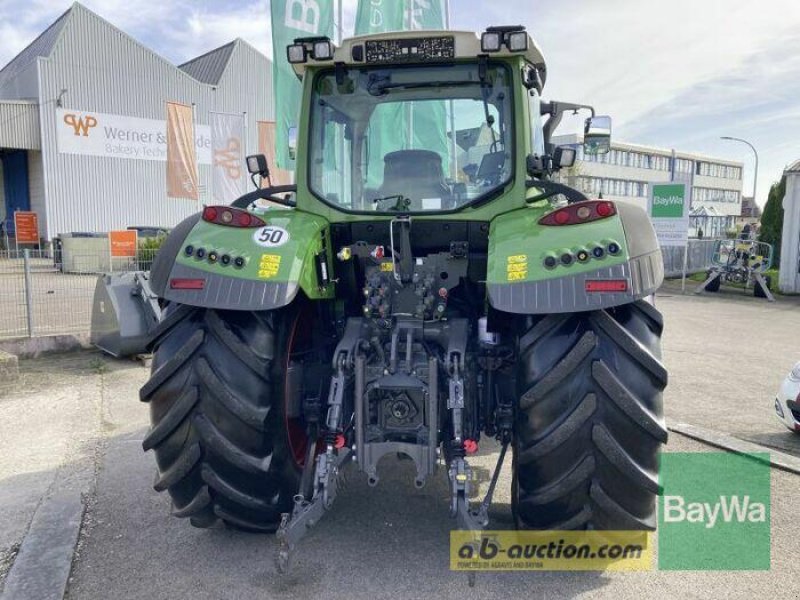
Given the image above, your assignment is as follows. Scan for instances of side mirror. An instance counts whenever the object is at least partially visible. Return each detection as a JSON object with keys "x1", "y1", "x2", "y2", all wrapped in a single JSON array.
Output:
[
  {"x1": 553, "y1": 146, "x2": 576, "y2": 168},
  {"x1": 246, "y1": 154, "x2": 269, "y2": 178},
  {"x1": 584, "y1": 115, "x2": 612, "y2": 155},
  {"x1": 288, "y1": 126, "x2": 298, "y2": 161}
]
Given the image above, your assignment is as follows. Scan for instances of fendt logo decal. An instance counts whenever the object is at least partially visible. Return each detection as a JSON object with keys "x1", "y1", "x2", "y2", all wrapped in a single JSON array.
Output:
[{"x1": 63, "y1": 113, "x2": 98, "y2": 137}]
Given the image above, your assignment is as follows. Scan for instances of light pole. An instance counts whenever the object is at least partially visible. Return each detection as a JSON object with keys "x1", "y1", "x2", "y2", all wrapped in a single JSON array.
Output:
[{"x1": 720, "y1": 136, "x2": 758, "y2": 205}]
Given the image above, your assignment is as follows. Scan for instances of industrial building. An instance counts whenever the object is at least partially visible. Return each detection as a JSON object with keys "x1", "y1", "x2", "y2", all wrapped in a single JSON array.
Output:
[
  {"x1": 554, "y1": 134, "x2": 744, "y2": 238},
  {"x1": 0, "y1": 2, "x2": 275, "y2": 242}
]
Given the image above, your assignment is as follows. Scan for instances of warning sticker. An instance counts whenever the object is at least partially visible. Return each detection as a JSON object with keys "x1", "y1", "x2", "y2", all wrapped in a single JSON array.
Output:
[
  {"x1": 258, "y1": 254, "x2": 282, "y2": 279},
  {"x1": 507, "y1": 255, "x2": 528, "y2": 281}
]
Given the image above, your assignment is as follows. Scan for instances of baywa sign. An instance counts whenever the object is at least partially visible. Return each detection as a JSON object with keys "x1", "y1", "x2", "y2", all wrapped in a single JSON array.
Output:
[
  {"x1": 663, "y1": 495, "x2": 767, "y2": 529},
  {"x1": 56, "y1": 108, "x2": 212, "y2": 164},
  {"x1": 659, "y1": 452, "x2": 770, "y2": 570}
]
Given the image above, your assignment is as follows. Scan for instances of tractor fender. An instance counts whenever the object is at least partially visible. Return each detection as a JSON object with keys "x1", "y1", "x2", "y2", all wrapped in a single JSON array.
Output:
[
  {"x1": 150, "y1": 213, "x2": 202, "y2": 296},
  {"x1": 486, "y1": 201, "x2": 664, "y2": 314},
  {"x1": 155, "y1": 208, "x2": 333, "y2": 311}
]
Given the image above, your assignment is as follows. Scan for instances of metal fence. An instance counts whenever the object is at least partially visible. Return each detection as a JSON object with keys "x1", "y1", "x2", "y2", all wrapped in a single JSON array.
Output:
[
  {"x1": 0, "y1": 248, "x2": 157, "y2": 340},
  {"x1": 661, "y1": 239, "x2": 720, "y2": 278},
  {"x1": 0, "y1": 240, "x2": 721, "y2": 341}
]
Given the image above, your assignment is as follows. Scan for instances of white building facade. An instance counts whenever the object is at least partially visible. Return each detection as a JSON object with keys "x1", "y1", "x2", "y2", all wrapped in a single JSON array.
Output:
[
  {"x1": 780, "y1": 160, "x2": 800, "y2": 294},
  {"x1": 0, "y1": 3, "x2": 275, "y2": 241},
  {"x1": 553, "y1": 134, "x2": 744, "y2": 238}
]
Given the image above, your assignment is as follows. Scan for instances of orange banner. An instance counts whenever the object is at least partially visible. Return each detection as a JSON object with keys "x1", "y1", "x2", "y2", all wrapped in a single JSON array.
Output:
[
  {"x1": 166, "y1": 101, "x2": 199, "y2": 200},
  {"x1": 257, "y1": 121, "x2": 292, "y2": 187},
  {"x1": 109, "y1": 230, "x2": 138, "y2": 258},
  {"x1": 14, "y1": 211, "x2": 39, "y2": 245}
]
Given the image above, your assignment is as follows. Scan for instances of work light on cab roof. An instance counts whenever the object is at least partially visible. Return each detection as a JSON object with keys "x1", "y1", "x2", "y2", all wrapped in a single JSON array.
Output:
[{"x1": 286, "y1": 25, "x2": 547, "y2": 91}]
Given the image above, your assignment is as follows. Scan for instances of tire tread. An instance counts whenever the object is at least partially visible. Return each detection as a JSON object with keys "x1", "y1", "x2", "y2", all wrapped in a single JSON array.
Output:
[
  {"x1": 514, "y1": 300, "x2": 666, "y2": 532},
  {"x1": 143, "y1": 307, "x2": 299, "y2": 531}
]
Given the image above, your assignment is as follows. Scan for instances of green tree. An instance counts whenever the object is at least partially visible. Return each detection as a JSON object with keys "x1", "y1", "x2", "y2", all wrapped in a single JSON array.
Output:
[{"x1": 759, "y1": 176, "x2": 785, "y2": 266}]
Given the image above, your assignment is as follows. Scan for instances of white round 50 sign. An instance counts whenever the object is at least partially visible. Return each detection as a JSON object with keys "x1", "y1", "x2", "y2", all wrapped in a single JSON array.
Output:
[{"x1": 253, "y1": 226, "x2": 290, "y2": 248}]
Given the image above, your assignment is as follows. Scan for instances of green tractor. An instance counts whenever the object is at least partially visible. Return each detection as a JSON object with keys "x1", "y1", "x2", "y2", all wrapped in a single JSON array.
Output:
[{"x1": 92, "y1": 26, "x2": 667, "y2": 569}]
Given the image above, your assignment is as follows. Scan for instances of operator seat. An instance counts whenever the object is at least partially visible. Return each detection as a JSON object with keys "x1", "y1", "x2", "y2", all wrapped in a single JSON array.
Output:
[{"x1": 377, "y1": 150, "x2": 450, "y2": 210}]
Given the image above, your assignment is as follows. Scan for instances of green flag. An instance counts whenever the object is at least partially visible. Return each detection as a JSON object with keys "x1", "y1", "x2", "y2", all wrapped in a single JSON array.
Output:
[
  {"x1": 355, "y1": 1, "x2": 407, "y2": 189},
  {"x1": 355, "y1": 0, "x2": 405, "y2": 34},
  {"x1": 408, "y1": 1, "x2": 450, "y2": 178},
  {"x1": 270, "y1": 0, "x2": 335, "y2": 171},
  {"x1": 355, "y1": 1, "x2": 450, "y2": 188},
  {"x1": 406, "y1": 0, "x2": 446, "y2": 31}
]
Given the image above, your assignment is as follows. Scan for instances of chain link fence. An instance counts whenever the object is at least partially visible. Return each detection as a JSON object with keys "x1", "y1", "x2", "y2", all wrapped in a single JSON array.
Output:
[{"x1": 0, "y1": 248, "x2": 158, "y2": 340}]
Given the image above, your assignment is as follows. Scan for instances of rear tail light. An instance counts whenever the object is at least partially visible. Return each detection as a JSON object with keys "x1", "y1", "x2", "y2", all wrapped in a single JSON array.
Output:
[
  {"x1": 170, "y1": 278, "x2": 206, "y2": 290},
  {"x1": 585, "y1": 280, "x2": 628, "y2": 293},
  {"x1": 539, "y1": 201, "x2": 617, "y2": 226},
  {"x1": 202, "y1": 206, "x2": 265, "y2": 228}
]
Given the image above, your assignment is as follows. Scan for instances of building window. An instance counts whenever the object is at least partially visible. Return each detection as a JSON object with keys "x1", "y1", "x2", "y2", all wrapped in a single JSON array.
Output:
[
  {"x1": 675, "y1": 158, "x2": 693, "y2": 173},
  {"x1": 693, "y1": 187, "x2": 740, "y2": 203},
  {"x1": 696, "y1": 162, "x2": 742, "y2": 180}
]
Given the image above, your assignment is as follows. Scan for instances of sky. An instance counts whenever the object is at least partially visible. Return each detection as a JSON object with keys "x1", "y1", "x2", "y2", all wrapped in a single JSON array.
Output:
[{"x1": 1, "y1": 0, "x2": 799, "y2": 205}]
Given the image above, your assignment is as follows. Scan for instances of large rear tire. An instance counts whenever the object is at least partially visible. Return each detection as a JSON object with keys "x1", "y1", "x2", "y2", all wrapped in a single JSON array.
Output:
[
  {"x1": 513, "y1": 300, "x2": 668, "y2": 530},
  {"x1": 140, "y1": 304, "x2": 304, "y2": 532}
]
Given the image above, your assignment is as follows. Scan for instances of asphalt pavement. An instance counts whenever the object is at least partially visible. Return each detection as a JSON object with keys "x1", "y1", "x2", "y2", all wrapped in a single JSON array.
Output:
[
  {"x1": 657, "y1": 279, "x2": 800, "y2": 455},
  {"x1": 1, "y1": 282, "x2": 799, "y2": 599}
]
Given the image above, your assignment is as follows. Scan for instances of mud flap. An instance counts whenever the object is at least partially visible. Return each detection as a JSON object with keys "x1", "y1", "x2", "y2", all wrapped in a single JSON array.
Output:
[{"x1": 91, "y1": 272, "x2": 163, "y2": 357}]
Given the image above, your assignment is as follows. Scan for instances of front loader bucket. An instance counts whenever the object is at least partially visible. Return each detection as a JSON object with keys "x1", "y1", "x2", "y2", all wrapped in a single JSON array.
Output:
[{"x1": 91, "y1": 272, "x2": 163, "y2": 357}]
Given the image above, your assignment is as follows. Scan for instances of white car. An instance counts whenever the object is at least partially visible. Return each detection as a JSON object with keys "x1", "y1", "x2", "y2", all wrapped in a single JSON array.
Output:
[{"x1": 775, "y1": 362, "x2": 800, "y2": 432}]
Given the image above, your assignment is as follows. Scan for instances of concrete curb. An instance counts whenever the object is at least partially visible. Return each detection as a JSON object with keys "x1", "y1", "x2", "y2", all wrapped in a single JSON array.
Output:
[
  {"x1": 0, "y1": 491, "x2": 84, "y2": 600},
  {"x1": 669, "y1": 422, "x2": 800, "y2": 475},
  {"x1": 0, "y1": 335, "x2": 91, "y2": 359}
]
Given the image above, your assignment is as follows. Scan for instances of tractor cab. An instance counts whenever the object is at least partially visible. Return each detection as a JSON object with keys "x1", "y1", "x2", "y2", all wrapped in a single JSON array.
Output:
[{"x1": 283, "y1": 27, "x2": 609, "y2": 219}]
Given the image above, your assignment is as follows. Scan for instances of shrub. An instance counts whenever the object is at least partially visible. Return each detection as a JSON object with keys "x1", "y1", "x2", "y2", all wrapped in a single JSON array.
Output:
[
  {"x1": 138, "y1": 234, "x2": 167, "y2": 270},
  {"x1": 759, "y1": 176, "x2": 785, "y2": 266}
]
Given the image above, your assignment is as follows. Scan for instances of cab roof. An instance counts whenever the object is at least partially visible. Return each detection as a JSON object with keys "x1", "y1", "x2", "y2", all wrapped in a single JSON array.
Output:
[{"x1": 290, "y1": 29, "x2": 547, "y2": 88}]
